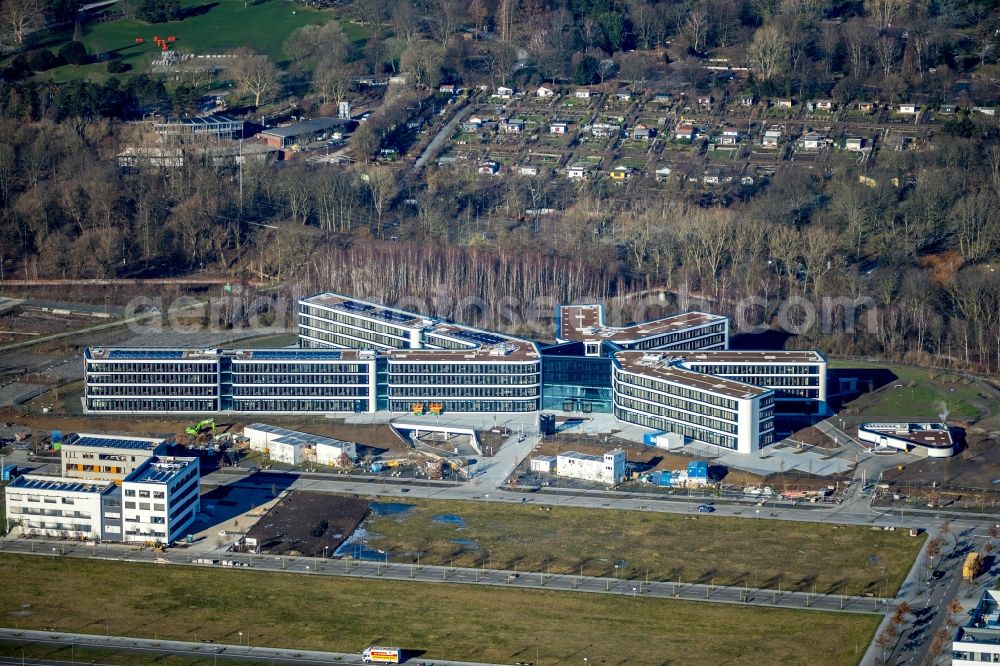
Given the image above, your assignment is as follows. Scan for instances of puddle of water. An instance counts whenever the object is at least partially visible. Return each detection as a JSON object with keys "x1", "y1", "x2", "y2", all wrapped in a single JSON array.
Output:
[
  {"x1": 334, "y1": 527, "x2": 390, "y2": 561},
  {"x1": 370, "y1": 502, "x2": 414, "y2": 517},
  {"x1": 450, "y1": 538, "x2": 480, "y2": 549},
  {"x1": 433, "y1": 514, "x2": 465, "y2": 526}
]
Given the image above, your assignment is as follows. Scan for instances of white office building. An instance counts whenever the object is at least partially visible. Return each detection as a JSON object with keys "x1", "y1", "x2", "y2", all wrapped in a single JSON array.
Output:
[
  {"x1": 4, "y1": 475, "x2": 119, "y2": 540},
  {"x1": 613, "y1": 352, "x2": 775, "y2": 454},
  {"x1": 670, "y1": 350, "x2": 828, "y2": 415},
  {"x1": 60, "y1": 433, "x2": 166, "y2": 482},
  {"x1": 858, "y1": 422, "x2": 955, "y2": 458},
  {"x1": 953, "y1": 589, "x2": 1000, "y2": 665},
  {"x1": 556, "y1": 449, "x2": 626, "y2": 484},
  {"x1": 122, "y1": 456, "x2": 200, "y2": 544}
]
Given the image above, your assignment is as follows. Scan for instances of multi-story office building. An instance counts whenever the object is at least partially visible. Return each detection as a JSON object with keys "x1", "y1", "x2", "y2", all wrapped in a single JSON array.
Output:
[
  {"x1": 613, "y1": 352, "x2": 775, "y2": 454},
  {"x1": 83, "y1": 293, "x2": 824, "y2": 455},
  {"x1": 385, "y1": 343, "x2": 541, "y2": 413},
  {"x1": 60, "y1": 433, "x2": 166, "y2": 483},
  {"x1": 668, "y1": 350, "x2": 828, "y2": 415},
  {"x1": 4, "y1": 475, "x2": 119, "y2": 540},
  {"x1": 543, "y1": 305, "x2": 730, "y2": 413},
  {"x1": 85, "y1": 348, "x2": 221, "y2": 413},
  {"x1": 299, "y1": 294, "x2": 431, "y2": 350},
  {"x1": 556, "y1": 304, "x2": 728, "y2": 353},
  {"x1": 86, "y1": 348, "x2": 378, "y2": 414},
  {"x1": 228, "y1": 349, "x2": 377, "y2": 413},
  {"x1": 121, "y1": 456, "x2": 200, "y2": 544}
]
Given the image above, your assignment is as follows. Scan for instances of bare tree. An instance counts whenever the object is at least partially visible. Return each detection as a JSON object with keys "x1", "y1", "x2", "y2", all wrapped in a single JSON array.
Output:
[
  {"x1": 229, "y1": 48, "x2": 280, "y2": 107},
  {"x1": 865, "y1": 0, "x2": 904, "y2": 32},
  {"x1": 747, "y1": 23, "x2": 789, "y2": 80},
  {"x1": 682, "y1": 9, "x2": 709, "y2": 52},
  {"x1": 314, "y1": 60, "x2": 360, "y2": 106},
  {"x1": 365, "y1": 165, "x2": 397, "y2": 237},
  {"x1": 0, "y1": 0, "x2": 42, "y2": 45},
  {"x1": 400, "y1": 40, "x2": 445, "y2": 88},
  {"x1": 843, "y1": 17, "x2": 872, "y2": 77},
  {"x1": 873, "y1": 34, "x2": 899, "y2": 76}
]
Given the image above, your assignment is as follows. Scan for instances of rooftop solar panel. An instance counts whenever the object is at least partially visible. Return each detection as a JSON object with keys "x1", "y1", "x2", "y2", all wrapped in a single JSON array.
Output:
[
  {"x1": 446, "y1": 329, "x2": 506, "y2": 345},
  {"x1": 107, "y1": 350, "x2": 185, "y2": 360},
  {"x1": 67, "y1": 436, "x2": 161, "y2": 450},
  {"x1": 335, "y1": 300, "x2": 417, "y2": 325}
]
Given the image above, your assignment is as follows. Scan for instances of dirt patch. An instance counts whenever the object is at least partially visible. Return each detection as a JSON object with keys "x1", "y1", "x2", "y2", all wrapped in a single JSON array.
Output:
[
  {"x1": 246, "y1": 491, "x2": 369, "y2": 558},
  {"x1": 786, "y1": 426, "x2": 839, "y2": 449}
]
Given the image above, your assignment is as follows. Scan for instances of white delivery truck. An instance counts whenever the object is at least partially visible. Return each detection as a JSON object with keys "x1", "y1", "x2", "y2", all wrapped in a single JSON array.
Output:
[{"x1": 362, "y1": 646, "x2": 402, "y2": 664}]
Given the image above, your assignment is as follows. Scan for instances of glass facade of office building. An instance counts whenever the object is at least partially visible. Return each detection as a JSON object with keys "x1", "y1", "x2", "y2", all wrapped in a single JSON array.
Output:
[{"x1": 539, "y1": 342, "x2": 613, "y2": 413}]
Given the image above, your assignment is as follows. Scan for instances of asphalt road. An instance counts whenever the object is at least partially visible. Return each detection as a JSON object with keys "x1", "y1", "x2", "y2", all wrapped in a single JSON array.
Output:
[{"x1": 0, "y1": 629, "x2": 505, "y2": 666}]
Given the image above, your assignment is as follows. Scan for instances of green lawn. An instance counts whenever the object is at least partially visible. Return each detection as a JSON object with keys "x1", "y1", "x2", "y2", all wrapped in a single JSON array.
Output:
[
  {"x1": 31, "y1": 0, "x2": 341, "y2": 82},
  {"x1": 830, "y1": 360, "x2": 989, "y2": 421},
  {"x1": 361, "y1": 498, "x2": 920, "y2": 596},
  {"x1": 0, "y1": 555, "x2": 879, "y2": 665}
]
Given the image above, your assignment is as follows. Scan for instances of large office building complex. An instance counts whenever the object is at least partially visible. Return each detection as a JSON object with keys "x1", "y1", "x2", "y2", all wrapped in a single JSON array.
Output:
[{"x1": 83, "y1": 292, "x2": 826, "y2": 455}]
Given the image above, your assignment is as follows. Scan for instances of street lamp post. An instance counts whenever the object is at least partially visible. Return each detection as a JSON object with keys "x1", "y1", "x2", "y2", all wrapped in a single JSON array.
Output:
[{"x1": 239, "y1": 631, "x2": 243, "y2": 648}]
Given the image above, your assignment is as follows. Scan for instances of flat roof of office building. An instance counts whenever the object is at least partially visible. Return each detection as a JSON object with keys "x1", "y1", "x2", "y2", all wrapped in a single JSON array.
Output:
[
  {"x1": 10, "y1": 474, "x2": 115, "y2": 494},
  {"x1": 231, "y1": 349, "x2": 375, "y2": 361},
  {"x1": 674, "y1": 350, "x2": 826, "y2": 363},
  {"x1": 125, "y1": 457, "x2": 198, "y2": 484},
  {"x1": 387, "y1": 342, "x2": 540, "y2": 363},
  {"x1": 63, "y1": 433, "x2": 164, "y2": 450},
  {"x1": 559, "y1": 304, "x2": 725, "y2": 343},
  {"x1": 86, "y1": 348, "x2": 219, "y2": 361},
  {"x1": 244, "y1": 424, "x2": 354, "y2": 449},
  {"x1": 615, "y1": 352, "x2": 771, "y2": 400},
  {"x1": 302, "y1": 293, "x2": 427, "y2": 328}
]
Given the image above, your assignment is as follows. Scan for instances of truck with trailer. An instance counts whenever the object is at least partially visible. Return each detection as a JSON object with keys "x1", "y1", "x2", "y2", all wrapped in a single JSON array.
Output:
[
  {"x1": 964, "y1": 552, "x2": 982, "y2": 582},
  {"x1": 362, "y1": 646, "x2": 401, "y2": 664}
]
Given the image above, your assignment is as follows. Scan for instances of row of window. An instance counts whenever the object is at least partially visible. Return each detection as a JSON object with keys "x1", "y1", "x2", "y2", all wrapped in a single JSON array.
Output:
[
  {"x1": 300, "y1": 326, "x2": 400, "y2": 350},
  {"x1": 230, "y1": 398, "x2": 368, "y2": 412},
  {"x1": 628, "y1": 324, "x2": 727, "y2": 350},
  {"x1": 388, "y1": 399, "x2": 539, "y2": 412},
  {"x1": 87, "y1": 373, "x2": 218, "y2": 385},
  {"x1": 232, "y1": 363, "x2": 371, "y2": 374},
  {"x1": 613, "y1": 381, "x2": 738, "y2": 423},
  {"x1": 613, "y1": 370, "x2": 739, "y2": 410},
  {"x1": 388, "y1": 386, "x2": 539, "y2": 398},
  {"x1": 123, "y1": 489, "x2": 165, "y2": 499},
  {"x1": 232, "y1": 374, "x2": 369, "y2": 386},
  {"x1": 87, "y1": 362, "x2": 217, "y2": 373},
  {"x1": 232, "y1": 386, "x2": 370, "y2": 397},
  {"x1": 300, "y1": 319, "x2": 407, "y2": 348},
  {"x1": 123, "y1": 501, "x2": 166, "y2": 512},
  {"x1": 87, "y1": 398, "x2": 218, "y2": 412},
  {"x1": 88, "y1": 385, "x2": 217, "y2": 397},
  {"x1": 424, "y1": 334, "x2": 479, "y2": 350},
  {"x1": 389, "y1": 363, "x2": 539, "y2": 375},
  {"x1": 8, "y1": 507, "x2": 93, "y2": 519},
  {"x1": 685, "y1": 364, "x2": 823, "y2": 376},
  {"x1": 614, "y1": 395, "x2": 738, "y2": 434},
  {"x1": 613, "y1": 406, "x2": 738, "y2": 450},
  {"x1": 387, "y1": 374, "x2": 539, "y2": 386}
]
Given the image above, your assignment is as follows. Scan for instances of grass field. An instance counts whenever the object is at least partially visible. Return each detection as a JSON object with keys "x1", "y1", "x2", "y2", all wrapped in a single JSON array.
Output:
[
  {"x1": 830, "y1": 359, "x2": 990, "y2": 421},
  {"x1": 0, "y1": 554, "x2": 880, "y2": 665},
  {"x1": 361, "y1": 498, "x2": 920, "y2": 596},
  {"x1": 29, "y1": 0, "x2": 353, "y2": 82}
]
